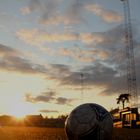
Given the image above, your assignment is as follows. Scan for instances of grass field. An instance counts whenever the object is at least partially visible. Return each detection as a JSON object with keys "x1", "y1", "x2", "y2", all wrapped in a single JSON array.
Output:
[{"x1": 0, "y1": 126, "x2": 140, "y2": 140}]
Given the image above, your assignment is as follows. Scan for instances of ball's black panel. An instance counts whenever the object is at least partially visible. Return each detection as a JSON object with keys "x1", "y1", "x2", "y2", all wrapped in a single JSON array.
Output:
[
  {"x1": 65, "y1": 103, "x2": 113, "y2": 140},
  {"x1": 89, "y1": 103, "x2": 109, "y2": 121}
]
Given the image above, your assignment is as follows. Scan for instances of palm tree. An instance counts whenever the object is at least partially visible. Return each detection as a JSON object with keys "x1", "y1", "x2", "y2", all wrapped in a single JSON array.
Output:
[{"x1": 116, "y1": 94, "x2": 131, "y2": 109}]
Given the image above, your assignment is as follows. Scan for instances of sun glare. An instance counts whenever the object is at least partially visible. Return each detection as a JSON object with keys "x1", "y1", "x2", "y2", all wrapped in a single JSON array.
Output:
[
  {"x1": 8, "y1": 102, "x2": 35, "y2": 119},
  {"x1": 12, "y1": 112, "x2": 26, "y2": 119}
]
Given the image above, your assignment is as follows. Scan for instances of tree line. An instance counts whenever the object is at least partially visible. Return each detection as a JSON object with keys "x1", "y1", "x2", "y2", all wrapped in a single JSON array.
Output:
[{"x1": 0, "y1": 114, "x2": 67, "y2": 128}]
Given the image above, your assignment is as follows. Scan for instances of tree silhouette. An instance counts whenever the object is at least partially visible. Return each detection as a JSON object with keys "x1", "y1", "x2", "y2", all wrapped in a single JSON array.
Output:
[{"x1": 116, "y1": 94, "x2": 131, "y2": 109}]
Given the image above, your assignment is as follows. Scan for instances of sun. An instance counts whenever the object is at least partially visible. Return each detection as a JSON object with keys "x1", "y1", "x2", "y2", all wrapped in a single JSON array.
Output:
[
  {"x1": 9, "y1": 107, "x2": 28, "y2": 119},
  {"x1": 8, "y1": 102, "x2": 35, "y2": 119},
  {"x1": 12, "y1": 111, "x2": 26, "y2": 119}
]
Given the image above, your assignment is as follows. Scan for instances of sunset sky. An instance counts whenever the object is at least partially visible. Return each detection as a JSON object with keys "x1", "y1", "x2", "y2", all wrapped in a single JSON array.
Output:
[{"x1": 0, "y1": 0, "x2": 140, "y2": 118}]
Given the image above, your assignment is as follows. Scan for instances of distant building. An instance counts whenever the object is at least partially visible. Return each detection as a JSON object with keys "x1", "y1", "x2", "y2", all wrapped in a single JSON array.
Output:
[
  {"x1": 25, "y1": 114, "x2": 44, "y2": 126},
  {"x1": 112, "y1": 107, "x2": 140, "y2": 128},
  {"x1": 110, "y1": 108, "x2": 120, "y2": 122}
]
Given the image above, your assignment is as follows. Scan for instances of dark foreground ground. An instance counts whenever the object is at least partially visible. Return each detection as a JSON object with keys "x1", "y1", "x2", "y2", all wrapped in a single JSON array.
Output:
[
  {"x1": 112, "y1": 128, "x2": 140, "y2": 140},
  {"x1": 0, "y1": 126, "x2": 140, "y2": 140}
]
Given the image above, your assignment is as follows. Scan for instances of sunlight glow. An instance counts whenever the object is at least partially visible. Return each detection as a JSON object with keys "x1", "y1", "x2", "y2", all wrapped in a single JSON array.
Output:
[{"x1": 8, "y1": 103, "x2": 36, "y2": 118}]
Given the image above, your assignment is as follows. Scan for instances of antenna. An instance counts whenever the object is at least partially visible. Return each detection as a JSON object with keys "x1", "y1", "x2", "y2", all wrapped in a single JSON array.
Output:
[
  {"x1": 80, "y1": 73, "x2": 84, "y2": 103},
  {"x1": 120, "y1": 0, "x2": 138, "y2": 107}
]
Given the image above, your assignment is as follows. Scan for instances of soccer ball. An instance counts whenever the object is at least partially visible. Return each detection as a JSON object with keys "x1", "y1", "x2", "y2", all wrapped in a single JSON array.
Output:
[{"x1": 65, "y1": 103, "x2": 113, "y2": 140}]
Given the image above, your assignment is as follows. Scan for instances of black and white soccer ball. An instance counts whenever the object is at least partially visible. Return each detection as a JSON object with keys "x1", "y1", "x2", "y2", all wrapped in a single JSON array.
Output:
[{"x1": 65, "y1": 103, "x2": 113, "y2": 140}]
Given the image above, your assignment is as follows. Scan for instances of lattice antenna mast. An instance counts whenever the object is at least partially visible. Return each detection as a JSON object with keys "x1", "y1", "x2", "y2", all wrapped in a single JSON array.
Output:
[
  {"x1": 121, "y1": 0, "x2": 138, "y2": 107},
  {"x1": 80, "y1": 73, "x2": 84, "y2": 103}
]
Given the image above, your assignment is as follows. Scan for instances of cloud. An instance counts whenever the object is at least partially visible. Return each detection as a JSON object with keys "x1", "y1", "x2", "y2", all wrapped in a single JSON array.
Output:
[
  {"x1": 16, "y1": 29, "x2": 78, "y2": 46},
  {"x1": 39, "y1": 109, "x2": 59, "y2": 113},
  {"x1": 4, "y1": 24, "x2": 140, "y2": 97},
  {"x1": 16, "y1": 29, "x2": 106, "y2": 47},
  {"x1": 62, "y1": 63, "x2": 118, "y2": 86},
  {"x1": 81, "y1": 63, "x2": 124, "y2": 95},
  {"x1": 21, "y1": 0, "x2": 122, "y2": 25},
  {"x1": 21, "y1": 0, "x2": 74, "y2": 25},
  {"x1": 27, "y1": 0, "x2": 60, "y2": 16},
  {"x1": 20, "y1": 25, "x2": 124, "y2": 88},
  {"x1": 63, "y1": 0, "x2": 86, "y2": 25},
  {"x1": 20, "y1": 6, "x2": 31, "y2": 15},
  {"x1": 0, "y1": 44, "x2": 19, "y2": 56},
  {"x1": 45, "y1": 62, "x2": 125, "y2": 96},
  {"x1": 85, "y1": 4, "x2": 122, "y2": 23},
  {"x1": 19, "y1": 25, "x2": 122, "y2": 63},
  {"x1": 55, "y1": 97, "x2": 74, "y2": 105},
  {"x1": 80, "y1": 33, "x2": 104, "y2": 44},
  {"x1": 20, "y1": 0, "x2": 90, "y2": 26},
  {"x1": 0, "y1": 44, "x2": 47, "y2": 74},
  {"x1": 39, "y1": 0, "x2": 90, "y2": 26},
  {"x1": 25, "y1": 91, "x2": 75, "y2": 105},
  {"x1": 40, "y1": 15, "x2": 80, "y2": 26},
  {"x1": 28, "y1": 0, "x2": 42, "y2": 11},
  {"x1": 58, "y1": 47, "x2": 109, "y2": 63},
  {"x1": 25, "y1": 91, "x2": 56, "y2": 103},
  {"x1": 14, "y1": 10, "x2": 140, "y2": 97},
  {"x1": 42, "y1": 25, "x2": 140, "y2": 96}
]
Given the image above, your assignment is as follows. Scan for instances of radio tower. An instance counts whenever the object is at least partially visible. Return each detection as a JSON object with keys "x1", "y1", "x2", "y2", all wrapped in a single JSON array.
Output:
[{"x1": 121, "y1": 0, "x2": 138, "y2": 107}]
